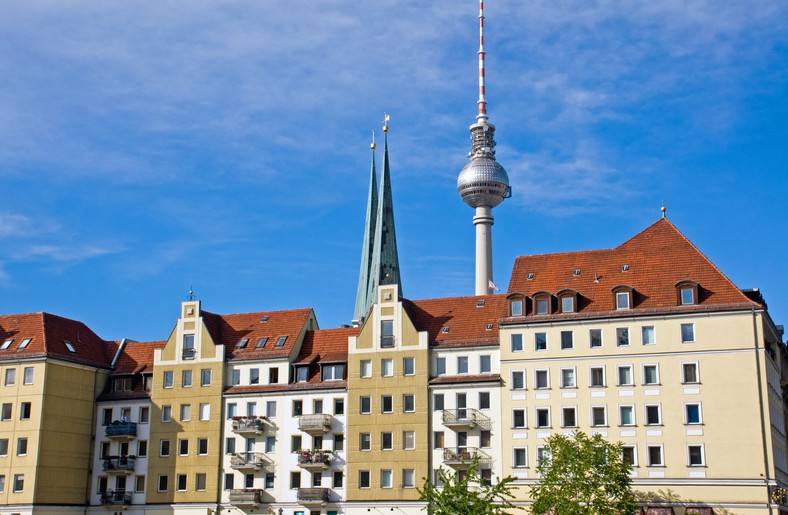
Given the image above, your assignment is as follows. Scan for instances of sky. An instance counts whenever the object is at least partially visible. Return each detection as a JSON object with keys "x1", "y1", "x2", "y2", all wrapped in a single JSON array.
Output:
[{"x1": 0, "y1": 0, "x2": 786, "y2": 342}]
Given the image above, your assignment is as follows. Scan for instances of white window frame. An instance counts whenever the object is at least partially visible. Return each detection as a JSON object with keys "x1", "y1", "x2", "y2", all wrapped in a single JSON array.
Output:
[
  {"x1": 512, "y1": 408, "x2": 527, "y2": 429},
  {"x1": 560, "y1": 367, "x2": 576, "y2": 389},
  {"x1": 616, "y1": 327, "x2": 630, "y2": 347},
  {"x1": 641, "y1": 325, "x2": 656, "y2": 345},
  {"x1": 681, "y1": 323, "x2": 696, "y2": 343},
  {"x1": 511, "y1": 370, "x2": 525, "y2": 390},
  {"x1": 534, "y1": 369, "x2": 550, "y2": 389},
  {"x1": 621, "y1": 445, "x2": 638, "y2": 466},
  {"x1": 360, "y1": 360, "x2": 372, "y2": 378},
  {"x1": 685, "y1": 403, "x2": 703, "y2": 425},
  {"x1": 511, "y1": 334, "x2": 523, "y2": 352},
  {"x1": 381, "y1": 359, "x2": 394, "y2": 377},
  {"x1": 616, "y1": 291, "x2": 631, "y2": 310},
  {"x1": 644, "y1": 404, "x2": 662, "y2": 426},
  {"x1": 642, "y1": 364, "x2": 660, "y2": 385},
  {"x1": 647, "y1": 445, "x2": 664, "y2": 467},
  {"x1": 589, "y1": 328, "x2": 603, "y2": 348},
  {"x1": 590, "y1": 405, "x2": 607, "y2": 427},
  {"x1": 618, "y1": 404, "x2": 635, "y2": 426},
  {"x1": 682, "y1": 362, "x2": 700, "y2": 384},
  {"x1": 513, "y1": 447, "x2": 527, "y2": 468},
  {"x1": 535, "y1": 407, "x2": 551, "y2": 428},
  {"x1": 562, "y1": 406, "x2": 578, "y2": 428},
  {"x1": 687, "y1": 444, "x2": 705, "y2": 467},
  {"x1": 589, "y1": 366, "x2": 606, "y2": 387},
  {"x1": 534, "y1": 332, "x2": 548, "y2": 351},
  {"x1": 617, "y1": 365, "x2": 634, "y2": 386}
]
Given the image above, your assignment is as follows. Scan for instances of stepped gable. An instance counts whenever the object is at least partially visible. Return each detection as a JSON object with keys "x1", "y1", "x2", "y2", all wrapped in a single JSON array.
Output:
[
  {"x1": 508, "y1": 218, "x2": 759, "y2": 317},
  {"x1": 0, "y1": 312, "x2": 114, "y2": 368},
  {"x1": 200, "y1": 308, "x2": 314, "y2": 360},
  {"x1": 404, "y1": 294, "x2": 507, "y2": 348}
]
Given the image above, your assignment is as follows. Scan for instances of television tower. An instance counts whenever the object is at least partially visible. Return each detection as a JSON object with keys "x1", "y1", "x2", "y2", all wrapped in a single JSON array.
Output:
[{"x1": 457, "y1": 0, "x2": 511, "y2": 295}]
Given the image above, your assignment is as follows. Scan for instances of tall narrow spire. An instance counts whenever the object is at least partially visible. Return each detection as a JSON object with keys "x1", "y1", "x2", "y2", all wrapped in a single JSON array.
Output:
[
  {"x1": 457, "y1": 0, "x2": 511, "y2": 296},
  {"x1": 353, "y1": 132, "x2": 379, "y2": 323}
]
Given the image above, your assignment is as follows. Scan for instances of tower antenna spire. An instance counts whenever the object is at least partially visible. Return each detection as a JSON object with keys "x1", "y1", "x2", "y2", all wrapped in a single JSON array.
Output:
[{"x1": 477, "y1": 0, "x2": 488, "y2": 124}]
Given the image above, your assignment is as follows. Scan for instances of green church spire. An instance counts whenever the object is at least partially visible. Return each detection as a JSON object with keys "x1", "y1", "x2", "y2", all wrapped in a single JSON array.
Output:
[{"x1": 353, "y1": 132, "x2": 379, "y2": 323}]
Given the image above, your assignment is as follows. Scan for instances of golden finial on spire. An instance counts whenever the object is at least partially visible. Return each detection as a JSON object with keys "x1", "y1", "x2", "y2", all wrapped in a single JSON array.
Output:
[
  {"x1": 382, "y1": 112, "x2": 390, "y2": 133},
  {"x1": 370, "y1": 130, "x2": 376, "y2": 150},
  {"x1": 661, "y1": 203, "x2": 667, "y2": 219}
]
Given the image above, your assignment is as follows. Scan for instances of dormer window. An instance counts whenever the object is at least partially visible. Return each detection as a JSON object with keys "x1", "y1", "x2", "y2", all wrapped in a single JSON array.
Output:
[
  {"x1": 274, "y1": 336, "x2": 287, "y2": 347},
  {"x1": 557, "y1": 289, "x2": 579, "y2": 314},
  {"x1": 676, "y1": 281, "x2": 699, "y2": 306},
  {"x1": 535, "y1": 298, "x2": 549, "y2": 315},
  {"x1": 0, "y1": 339, "x2": 12, "y2": 350},
  {"x1": 616, "y1": 292, "x2": 630, "y2": 310},
  {"x1": 18, "y1": 338, "x2": 31, "y2": 350},
  {"x1": 295, "y1": 366, "x2": 309, "y2": 383},
  {"x1": 532, "y1": 292, "x2": 552, "y2": 315},
  {"x1": 255, "y1": 337, "x2": 268, "y2": 349},
  {"x1": 510, "y1": 299, "x2": 523, "y2": 317},
  {"x1": 235, "y1": 338, "x2": 249, "y2": 349},
  {"x1": 681, "y1": 288, "x2": 694, "y2": 305}
]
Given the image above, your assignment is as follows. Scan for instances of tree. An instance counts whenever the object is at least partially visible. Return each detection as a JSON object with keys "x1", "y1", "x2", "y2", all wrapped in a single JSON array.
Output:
[
  {"x1": 530, "y1": 431, "x2": 637, "y2": 515},
  {"x1": 418, "y1": 456, "x2": 516, "y2": 515}
]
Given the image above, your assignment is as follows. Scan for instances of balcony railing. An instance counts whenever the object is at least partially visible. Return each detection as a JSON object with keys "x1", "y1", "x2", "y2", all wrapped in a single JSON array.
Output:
[
  {"x1": 443, "y1": 447, "x2": 493, "y2": 468},
  {"x1": 182, "y1": 347, "x2": 196, "y2": 360},
  {"x1": 296, "y1": 449, "x2": 333, "y2": 470},
  {"x1": 298, "y1": 414, "x2": 332, "y2": 434},
  {"x1": 297, "y1": 487, "x2": 331, "y2": 505},
  {"x1": 100, "y1": 490, "x2": 131, "y2": 505},
  {"x1": 102, "y1": 457, "x2": 136, "y2": 473},
  {"x1": 232, "y1": 416, "x2": 267, "y2": 434},
  {"x1": 230, "y1": 452, "x2": 271, "y2": 471},
  {"x1": 105, "y1": 421, "x2": 137, "y2": 439},
  {"x1": 442, "y1": 408, "x2": 492, "y2": 430},
  {"x1": 228, "y1": 489, "x2": 264, "y2": 505}
]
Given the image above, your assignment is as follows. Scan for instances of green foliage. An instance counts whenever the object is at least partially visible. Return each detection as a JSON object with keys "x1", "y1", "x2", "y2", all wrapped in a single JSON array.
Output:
[
  {"x1": 418, "y1": 457, "x2": 516, "y2": 515},
  {"x1": 531, "y1": 431, "x2": 637, "y2": 515}
]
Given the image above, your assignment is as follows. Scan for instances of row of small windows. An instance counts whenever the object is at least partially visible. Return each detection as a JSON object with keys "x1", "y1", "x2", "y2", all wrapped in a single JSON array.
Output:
[
  {"x1": 157, "y1": 436, "x2": 210, "y2": 457},
  {"x1": 510, "y1": 323, "x2": 696, "y2": 352},
  {"x1": 102, "y1": 406, "x2": 149, "y2": 425},
  {"x1": 227, "y1": 363, "x2": 345, "y2": 387},
  {"x1": 1, "y1": 367, "x2": 35, "y2": 386},
  {"x1": 162, "y1": 369, "x2": 212, "y2": 388},
  {"x1": 0, "y1": 338, "x2": 33, "y2": 351},
  {"x1": 0, "y1": 474, "x2": 25, "y2": 493},
  {"x1": 0, "y1": 437, "x2": 30, "y2": 457},
  {"x1": 433, "y1": 392, "x2": 492, "y2": 411},
  {"x1": 97, "y1": 475, "x2": 145, "y2": 497},
  {"x1": 359, "y1": 431, "x2": 416, "y2": 451},
  {"x1": 360, "y1": 357, "x2": 417, "y2": 378},
  {"x1": 432, "y1": 355, "x2": 493, "y2": 377},
  {"x1": 359, "y1": 394, "x2": 416, "y2": 414},
  {"x1": 512, "y1": 443, "x2": 706, "y2": 468},
  {"x1": 160, "y1": 403, "x2": 212, "y2": 423},
  {"x1": 358, "y1": 469, "x2": 418, "y2": 489},
  {"x1": 508, "y1": 282, "x2": 699, "y2": 317},
  {"x1": 224, "y1": 470, "x2": 345, "y2": 496},
  {"x1": 226, "y1": 397, "x2": 345, "y2": 419},
  {"x1": 1, "y1": 401, "x2": 33, "y2": 422},
  {"x1": 235, "y1": 335, "x2": 288, "y2": 349},
  {"x1": 155, "y1": 472, "x2": 208, "y2": 492},
  {"x1": 100, "y1": 439, "x2": 148, "y2": 459},
  {"x1": 508, "y1": 362, "x2": 699, "y2": 390},
  {"x1": 509, "y1": 402, "x2": 702, "y2": 429}
]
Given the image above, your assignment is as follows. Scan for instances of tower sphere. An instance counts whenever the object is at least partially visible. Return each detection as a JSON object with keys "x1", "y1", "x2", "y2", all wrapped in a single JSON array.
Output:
[{"x1": 457, "y1": 154, "x2": 510, "y2": 209}]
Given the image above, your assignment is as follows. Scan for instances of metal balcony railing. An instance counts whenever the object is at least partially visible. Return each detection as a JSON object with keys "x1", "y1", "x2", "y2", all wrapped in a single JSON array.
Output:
[
  {"x1": 182, "y1": 348, "x2": 196, "y2": 360},
  {"x1": 443, "y1": 447, "x2": 493, "y2": 468},
  {"x1": 230, "y1": 452, "x2": 271, "y2": 470},
  {"x1": 102, "y1": 457, "x2": 136, "y2": 473},
  {"x1": 298, "y1": 414, "x2": 332, "y2": 433},
  {"x1": 232, "y1": 416, "x2": 266, "y2": 433},
  {"x1": 100, "y1": 490, "x2": 131, "y2": 505},
  {"x1": 296, "y1": 449, "x2": 333, "y2": 468},
  {"x1": 105, "y1": 421, "x2": 137, "y2": 438},
  {"x1": 442, "y1": 408, "x2": 492, "y2": 430}
]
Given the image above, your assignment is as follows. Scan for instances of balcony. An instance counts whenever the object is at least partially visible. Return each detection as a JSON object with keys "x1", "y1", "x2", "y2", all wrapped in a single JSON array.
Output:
[
  {"x1": 230, "y1": 452, "x2": 271, "y2": 472},
  {"x1": 100, "y1": 490, "x2": 131, "y2": 505},
  {"x1": 298, "y1": 414, "x2": 332, "y2": 435},
  {"x1": 182, "y1": 347, "x2": 196, "y2": 360},
  {"x1": 297, "y1": 487, "x2": 330, "y2": 506},
  {"x1": 232, "y1": 416, "x2": 267, "y2": 435},
  {"x1": 102, "y1": 457, "x2": 136, "y2": 474},
  {"x1": 442, "y1": 408, "x2": 491, "y2": 430},
  {"x1": 105, "y1": 421, "x2": 137, "y2": 440},
  {"x1": 296, "y1": 449, "x2": 333, "y2": 471},
  {"x1": 228, "y1": 489, "x2": 264, "y2": 506},
  {"x1": 443, "y1": 447, "x2": 493, "y2": 468}
]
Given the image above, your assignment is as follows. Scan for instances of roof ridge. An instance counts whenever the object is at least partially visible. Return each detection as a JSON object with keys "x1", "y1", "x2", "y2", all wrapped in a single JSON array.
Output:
[{"x1": 201, "y1": 307, "x2": 313, "y2": 318}]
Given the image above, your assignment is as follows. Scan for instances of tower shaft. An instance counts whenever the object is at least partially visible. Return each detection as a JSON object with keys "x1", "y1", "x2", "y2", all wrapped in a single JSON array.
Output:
[{"x1": 474, "y1": 206, "x2": 494, "y2": 295}]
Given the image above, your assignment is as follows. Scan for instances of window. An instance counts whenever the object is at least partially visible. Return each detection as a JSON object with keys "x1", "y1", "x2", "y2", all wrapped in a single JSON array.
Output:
[
  {"x1": 590, "y1": 367, "x2": 605, "y2": 387},
  {"x1": 434, "y1": 431, "x2": 444, "y2": 449},
  {"x1": 381, "y1": 469, "x2": 393, "y2": 488},
  {"x1": 535, "y1": 370, "x2": 549, "y2": 389},
  {"x1": 225, "y1": 438, "x2": 235, "y2": 454},
  {"x1": 1, "y1": 403, "x2": 10, "y2": 421},
  {"x1": 403, "y1": 394, "x2": 415, "y2": 413},
  {"x1": 536, "y1": 408, "x2": 550, "y2": 428},
  {"x1": 380, "y1": 320, "x2": 395, "y2": 347},
  {"x1": 162, "y1": 405, "x2": 172, "y2": 422},
  {"x1": 645, "y1": 405, "x2": 661, "y2": 425},
  {"x1": 381, "y1": 432, "x2": 393, "y2": 450},
  {"x1": 333, "y1": 471, "x2": 343, "y2": 489},
  {"x1": 334, "y1": 398, "x2": 344, "y2": 415},
  {"x1": 535, "y1": 332, "x2": 547, "y2": 351},
  {"x1": 479, "y1": 391, "x2": 490, "y2": 410},
  {"x1": 199, "y1": 403, "x2": 210, "y2": 421},
  {"x1": 266, "y1": 401, "x2": 276, "y2": 418},
  {"x1": 681, "y1": 287, "x2": 695, "y2": 305},
  {"x1": 291, "y1": 435, "x2": 302, "y2": 452},
  {"x1": 685, "y1": 403, "x2": 702, "y2": 424},
  {"x1": 224, "y1": 474, "x2": 234, "y2": 490},
  {"x1": 275, "y1": 336, "x2": 287, "y2": 347},
  {"x1": 511, "y1": 334, "x2": 523, "y2": 352},
  {"x1": 642, "y1": 326, "x2": 656, "y2": 345},
  {"x1": 4, "y1": 368, "x2": 15, "y2": 386},
  {"x1": 513, "y1": 448, "x2": 527, "y2": 468},
  {"x1": 681, "y1": 323, "x2": 695, "y2": 343},
  {"x1": 295, "y1": 366, "x2": 308, "y2": 382},
  {"x1": 622, "y1": 446, "x2": 636, "y2": 466},
  {"x1": 616, "y1": 327, "x2": 629, "y2": 346},
  {"x1": 617, "y1": 366, "x2": 633, "y2": 386},
  {"x1": 403, "y1": 357, "x2": 415, "y2": 376},
  {"x1": 403, "y1": 469, "x2": 415, "y2": 488},
  {"x1": 192, "y1": 473, "x2": 206, "y2": 491},
  {"x1": 163, "y1": 371, "x2": 173, "y2": 388},
  {"x1": 201, "y1": 369, "x2": 211, "y2": 386},
  {"x1": 360, "y1": 360, "x2": 372, "y2": 378},
  {"x1": 480, "y1": 430, "x2": 491, "y2": 448},
  {"x1": 0, "y1": 339, "x2": 12, "y2": 350},
  {"x1": 18, "y1": 402, "x2": 30, "y2": 420},
  {"x1": 64, "y1": 340, "x2": 77, "y2": 353},
  {"x1": 139, "y1": 406, "x2": 149, "y2": 423},
  {"x1": 293, "y1": 400, "x2": 303, "y2": 416},
  {"x1": 182, "y1": 370, "x2": 192, "y2": 387},
  {"x1": 480, "y1": 355, "x2": 492, "y2": 373},
  {"x1": 688, "y1": 445, "x2": 704, "y2": 466},
  {"x1": 512, "y1": 409, "x2": 526, "y2": 428},
  {"x1": 616, "y1": 291, "x2": 630, "y2": 310},
  {"x1": 246, "y1": 402, "x2": 257, "y2": 416},
  {"x1": 160, "y1": 440, "x2": 170, "y2": 456},
  {"x1": 511, "y1": 371, "x2": 525, "y2": 390},
  {"x1": 314, "y1": 399, "x2": 324, "y2": 415},
  {"x1": 23, "y1": 367, "x2": 34, "y2": 385},
  {"x1": 102, "y1": 408, "x2": 112, "y2": 425},
  {"x1": 235, "y1": 338, "x2": 249, "y2": 349},
  {"x1": 265, "y1": 473, "x2": 275, "y2": 489},
  {"x1": 535, "y1": 297, "x2": 549, "y2": 315},
  {"x1": 433, "y1": 393, "x2": 444, "y2": 411},
  {"x1": 403, "y1": 431, "x2": 415, "y2": 450},
  {"x1": 177, "y1": 474, "x2": 187, "y2": 491},
  {"x1": 589, "y1": 329, "x2": 602, "y2": 348},
  {"x1": 180, "y1": 404, "x2": 191, "y2": 422},
  {"x1": 265, "y1": 436, "x2": 275, "y2": 453},
  {"x1": 381, "y1": 395, "x2": 393, "y2": 413},
  {"x1": 179, "y1": 439, "x2": 189, "y2": 456},
  {"x1": 0, "y1": 438, "x2": 7, "y2": 456},
  {"x1": 591, "y1": 406, "x2": 607, "y2": 427},
  {"x1": 359, "y1": 470, "x2": 370, "y2": 488},
  {"x1": 16, "y1": 437, "x2": 27, "y2": 455},
  {"x1": 255, "y1": 337, "x2": 268, "y2": 348},
  {"x1": 100, "y1": 441, "x2": 110, "y2": 459},
  {"x1": 334, "y1": 433, "x2": 344, "y2": 451},
  {"x1": 230, "y1": 369, "x2": 241, "y2": 386},
  {"x1": 647, "y1": 445, "x2": 664, "y2": 466},
  {"x1": 226, "y1": 403, "x2": 237, "y2": 419},
  {"x1": 457, "y1": 356, "x2": 469, "y2": 374},
  {"x1": 246, "y1": 473, "x2": 255, "y2": 488},
  {"x1": 619, "y1": 405, "x2": 635, "y2": 426},
  {"x1": 135, "y1": 475, "x2": 145, "y2": 492},
  {"x1": 137, "y1": 440, "x2": 148, "y2": 457},
  {"x1": 510, "y1": 299, "x2": 523, "y2": 316},
  {"x1": 13, "y1": 474, "x2": 24, "y2": 492},
  {"x1": 435, "y1": 357, "x2": 446, "y2": 376},
  {"x1": 560, "y1": 331, "x2": 574, "y2": 349},
  {"x1": 561, "y1": 296, "x2": 574, "y2": 313},
  {"x1": 322, "y1": 364, "x2": 343, "y2": 381},
  {"x1": 360, "y1": 396, "x2": 371, "y2": 414},
  {"x1": 382, "y1": 359, "x2": 393, "y2": 377},
  {"x1": 359, "y1": 433, "x2": 371, "y2": 451},
  {"x1": 643, "y1": 365, "x2": 659, "y2": 385},
  {"x1": 682, "y1": 363, "x2": 699, "y2": 384},
  {"x1": 562, "y1": 407, "x2": 577, "y2": 428},
  {"x1": 250, "y1": 368, "x2": 259, "y2": 385},
  {"x1": 198, "y1": 438, "x2": 208, "y2": 455},
  {"x1": 560, "y1": 368, "x2": 576, "y2": 388}
]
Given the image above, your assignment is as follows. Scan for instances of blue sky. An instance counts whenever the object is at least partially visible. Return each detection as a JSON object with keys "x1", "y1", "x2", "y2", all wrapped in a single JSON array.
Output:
[{"x1": 1, "y1": 1, "x2": 786, "y2": 342}]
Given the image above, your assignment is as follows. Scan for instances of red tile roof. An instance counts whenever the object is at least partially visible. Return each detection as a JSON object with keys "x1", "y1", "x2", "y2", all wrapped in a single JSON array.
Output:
[
  {"x1": 296, "y1": 327, "x2": 356, "y2": 364},
  {"x1": 113, "y1": 340, "x2": 166, "y2": 374},
  {"x1": 403, "y1": 295, "x2": 507, "y2": 347},
  {"x1": 0, "y1": 312, "x2": 114, "y2": 368},
  {"x1": 199, "y1": 308, "x2": 315, "y2": 360},
  {"x1": 507, "y1": 219, "x2": 758, "y2": 319},
  {"x1": 429, "y1": 374, "x2": 502, "y2": 385}
]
